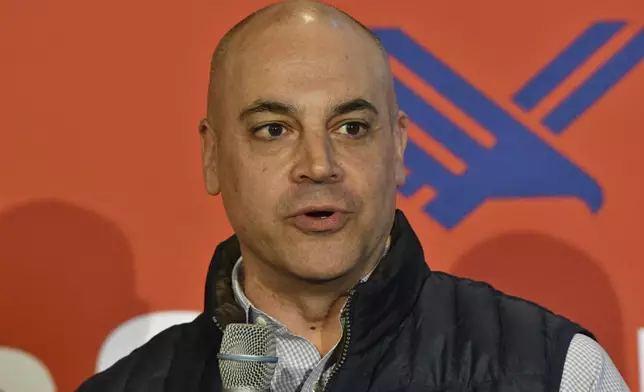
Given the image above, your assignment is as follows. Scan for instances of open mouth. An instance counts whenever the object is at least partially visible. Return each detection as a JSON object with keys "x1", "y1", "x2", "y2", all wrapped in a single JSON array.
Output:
[
  {"x1": 304, "y1": 210, "x2": 335, "y2": 218},
  {"x1": 291, "y1": 208, "x2": 348, "y2": 233}
]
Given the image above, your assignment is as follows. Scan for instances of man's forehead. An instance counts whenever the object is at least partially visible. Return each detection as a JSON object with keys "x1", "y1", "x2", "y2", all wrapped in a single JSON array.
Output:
[
  {"x1": 228, "y1": 61, "x2": 387, "y2": 116},
  {"x1": 208, "y1": 3, "x2": 394, "y2": 121},
  {"x1": 228, "y1": 33, "x2": 386, "y2": 100},
  {"x1": 232, "y1": 51, "x2": 383, "y2": 83}
]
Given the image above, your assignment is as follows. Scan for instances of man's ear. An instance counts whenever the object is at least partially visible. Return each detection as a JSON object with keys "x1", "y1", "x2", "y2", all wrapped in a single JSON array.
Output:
[
  {"x1": 198, "y1": 118, "x2": 220, "y2": 195},
  {"x1": 393, "y1": 110, "x2": 408, "y2": 187}
]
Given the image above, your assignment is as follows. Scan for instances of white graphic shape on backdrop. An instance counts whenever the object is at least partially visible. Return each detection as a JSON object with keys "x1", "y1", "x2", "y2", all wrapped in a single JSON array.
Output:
[
  {"x1": 0, "y1": 347, "x2": 56, "y2": 392},
  {"x1": 96, "y1": 310, "x2": 199, "y2": 372},
  {"x1": 639, "y1": 328, "x2": 644, "y2": 392}
]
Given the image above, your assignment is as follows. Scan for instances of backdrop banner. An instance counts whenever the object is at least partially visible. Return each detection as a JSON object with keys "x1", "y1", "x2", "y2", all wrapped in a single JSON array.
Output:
[{"x1": 0, "y1": 0, "x2": 642, "y2": 391}]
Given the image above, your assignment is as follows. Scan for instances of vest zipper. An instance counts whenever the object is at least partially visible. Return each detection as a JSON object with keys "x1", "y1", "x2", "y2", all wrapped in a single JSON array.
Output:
[
  {"x1": 322, "y1": 288, "x2": 357, "y2": 392},
  {"x1": 212, "y1": 315, "x2": 225, "y2": 332}
]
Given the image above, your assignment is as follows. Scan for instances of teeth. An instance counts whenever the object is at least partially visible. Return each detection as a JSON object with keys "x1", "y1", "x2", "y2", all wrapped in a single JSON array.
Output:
[{"x1": 306, "y1": 211, "x2": 333, "y2": 218}]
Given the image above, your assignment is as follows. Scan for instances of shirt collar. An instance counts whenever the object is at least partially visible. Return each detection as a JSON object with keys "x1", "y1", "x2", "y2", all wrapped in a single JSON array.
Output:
[
  {"x1": 231, "y1": 236, "x2": 391, "y2": 323},
  {"x1": 231, "y1": 256, "x2": 254, "y2": 324}
]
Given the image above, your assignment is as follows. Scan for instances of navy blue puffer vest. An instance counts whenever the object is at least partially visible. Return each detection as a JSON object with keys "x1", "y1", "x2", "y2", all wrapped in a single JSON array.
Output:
[{"x1": 77, "y1": 210, "x2": 593, "y2": 392}]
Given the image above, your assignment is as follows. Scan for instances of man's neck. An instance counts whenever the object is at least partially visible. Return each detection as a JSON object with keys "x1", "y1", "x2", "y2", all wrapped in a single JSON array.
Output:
[{"x1": 239, "y1": 237, "x2": 389, "y2": 355}]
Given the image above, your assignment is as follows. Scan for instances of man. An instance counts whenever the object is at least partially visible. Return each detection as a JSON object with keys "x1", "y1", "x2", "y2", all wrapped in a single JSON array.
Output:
[{"x1": 78, "y1": 1, "x2": 629, "y2": 391}]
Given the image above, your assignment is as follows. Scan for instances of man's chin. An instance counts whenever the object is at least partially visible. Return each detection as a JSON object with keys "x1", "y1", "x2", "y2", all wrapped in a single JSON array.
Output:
[
  {"x1": 285, "y1": 262, "x2": 359, "y2": 285},
  {"x1": 295, "y1": 272, "x2": 349, "y2": 285}
]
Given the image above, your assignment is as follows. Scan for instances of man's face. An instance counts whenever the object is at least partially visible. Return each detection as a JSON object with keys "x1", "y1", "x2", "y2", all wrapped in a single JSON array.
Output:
[{"x1": 202, "y1": 14, "x2": 407, "y2": 282}]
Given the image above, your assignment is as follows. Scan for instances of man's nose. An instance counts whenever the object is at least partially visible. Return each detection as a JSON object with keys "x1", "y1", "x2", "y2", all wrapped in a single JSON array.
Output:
[{"x1": 290, "y1": 131, "x2": 344, "y2": 184}]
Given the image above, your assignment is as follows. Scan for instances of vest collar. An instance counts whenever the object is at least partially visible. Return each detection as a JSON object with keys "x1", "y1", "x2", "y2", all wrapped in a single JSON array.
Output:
[{"x1": 347, "y1": 209, "x2": 430, "y2": 353}]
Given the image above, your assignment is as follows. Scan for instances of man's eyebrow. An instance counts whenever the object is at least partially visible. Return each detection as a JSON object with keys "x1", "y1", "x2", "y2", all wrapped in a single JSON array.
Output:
[
  {"x1": 238, "y1": 100, "x2": 298, "y2": 121},
  {"x1": 331, "y1": 98, "x2": 379, "y2": 117}
]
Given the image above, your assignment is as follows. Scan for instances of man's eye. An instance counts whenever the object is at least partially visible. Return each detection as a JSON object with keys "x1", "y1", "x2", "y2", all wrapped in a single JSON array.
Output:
[
  {"x1": 254, "y1": 123, "x2": 286, "y2": 139},
  {"x1": 337, "y1": 122, "x2": 368, "y2": 137}
]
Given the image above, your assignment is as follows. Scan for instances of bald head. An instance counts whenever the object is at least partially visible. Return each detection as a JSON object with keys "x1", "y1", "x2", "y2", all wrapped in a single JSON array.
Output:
[
  {"x1": 206, "y1": 0, "x2": 395, "y2": 121},
  {"x1": 210, "y1": 1, "x2": 389, "y2": 67},
  {"x1": 198, "y1": 0, "x2": 408, "y2": 287}
]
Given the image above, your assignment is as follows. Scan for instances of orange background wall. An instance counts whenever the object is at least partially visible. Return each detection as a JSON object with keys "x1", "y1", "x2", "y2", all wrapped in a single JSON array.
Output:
[{"x1": 1, "y1": 0, "x2": 642, "y2": 391}]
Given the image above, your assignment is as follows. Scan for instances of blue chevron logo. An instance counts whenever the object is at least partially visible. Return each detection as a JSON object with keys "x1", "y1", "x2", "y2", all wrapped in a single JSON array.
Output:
[{"x1": 373, "y1": 22, "x2": 643, "y2": 229}]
